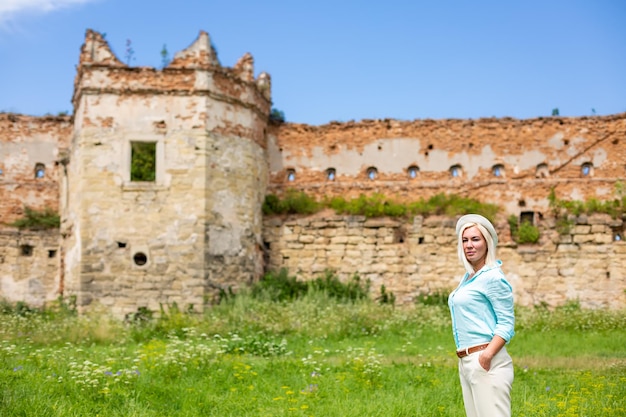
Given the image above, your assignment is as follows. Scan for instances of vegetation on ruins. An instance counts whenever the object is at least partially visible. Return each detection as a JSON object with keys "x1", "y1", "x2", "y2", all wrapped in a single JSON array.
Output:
[
  {"x1": 548, "y1": 183, "x2": 626, "y2": 235},
  {"x1": 263, "y1": 190, "x2": 499, "y2": 221},
  {"x1": 130, "y1": 141, "x2": 157, "y2": 182},
  {"x1": 269, "y1": 107, "x2": 286, "y2": 123},
  {"x1": 262, "y1": 189, "x2": 319, "y2": 215},
  {"x1": 8, "y1": 206, "x2": 60, "y2": 230},
  {"x1": 248, "y1": 268, "x2": 371, "y2": 304},
  {"x1": 0, "y1": 283, "x2": 624, "y2": 416},
  {"x1": 507, "y1": 215, "x2": 541, "y2": 244},
  {"x1": 160, "y1": 44, "x2": 170, "y2": 68}
]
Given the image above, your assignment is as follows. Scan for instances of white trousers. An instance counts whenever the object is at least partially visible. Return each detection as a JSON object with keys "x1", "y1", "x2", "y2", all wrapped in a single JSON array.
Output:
[{"x1": 458, "y1": 346, "x2": 514, "y2": 417}]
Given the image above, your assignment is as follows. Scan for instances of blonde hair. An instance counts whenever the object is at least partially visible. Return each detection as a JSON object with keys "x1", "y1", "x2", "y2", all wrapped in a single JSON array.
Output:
[{"x1": 457, "y1": 222, "x2": 497, "y2": 274}]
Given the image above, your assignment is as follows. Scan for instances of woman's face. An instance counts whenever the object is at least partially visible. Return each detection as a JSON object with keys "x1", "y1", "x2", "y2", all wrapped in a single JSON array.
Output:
[{"x1": 462, "y1": 225, "x2": 487, "y2": 269}]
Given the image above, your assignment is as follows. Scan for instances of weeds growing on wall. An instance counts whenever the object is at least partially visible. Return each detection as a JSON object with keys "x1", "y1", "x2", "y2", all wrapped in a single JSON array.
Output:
[
  {"x1": 262, "y1": 189, "x2": 319, "y2": 215},
  {"x1": 508, "y1": 215, "x2": 541, "y2": 244},
  {"x1": 548, "y1": 183, "x2": 626, "y2": 223},
  {"x1": 263, "y1": 191, "x2": 499, "y2": 221},
  {"x1": 9, "y1": 206, "x2": 60, "y2": 230}
]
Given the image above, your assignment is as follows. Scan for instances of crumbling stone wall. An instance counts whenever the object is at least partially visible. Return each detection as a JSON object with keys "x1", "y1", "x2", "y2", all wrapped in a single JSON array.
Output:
[
  {"x1": 267, "y1": 114, "x2": 626, "y2": 216},
  {"x1": 0, "y1": 113, "x2": 71, "y2": 224},
  {"x1": 0, "y1": 229, "x2": 60, "y2": 306},
  {"x1": 263, "y1": 212, "x2": 626, "y2": 309}
]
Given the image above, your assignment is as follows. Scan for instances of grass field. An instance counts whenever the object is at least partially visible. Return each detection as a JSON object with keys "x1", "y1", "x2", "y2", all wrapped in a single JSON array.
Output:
[{"x1": 1, "y1": 293, "x2": 624, "y2": 416}]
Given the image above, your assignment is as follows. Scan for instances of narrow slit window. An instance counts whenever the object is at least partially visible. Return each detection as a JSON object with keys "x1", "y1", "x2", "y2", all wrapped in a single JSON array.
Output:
[
  {"x1": 581, "y1": 162, "x2": 593, "y2": 177},
  {"x1": 130, "y1": 142, "x2": 157, "y2": 182},
  {"x1": 35, "y1": 163, "x2": 45, "y2": 179},
  {"x1": 492, "y1": 164, "x2": 504, "y2": 177},
  {"x1": 450, "y1": 165, "x2": 462, "y2": 178}
]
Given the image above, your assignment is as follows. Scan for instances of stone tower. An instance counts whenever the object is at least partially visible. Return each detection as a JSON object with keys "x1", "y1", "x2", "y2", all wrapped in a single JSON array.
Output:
[{"x1": 62, "y1": 30, "x2": 272, "y2": 316}]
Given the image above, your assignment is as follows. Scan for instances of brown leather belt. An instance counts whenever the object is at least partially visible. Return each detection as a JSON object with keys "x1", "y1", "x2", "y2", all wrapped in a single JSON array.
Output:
[{"x1": 456, "y1": 343, "x2": 489, "y2": 358}]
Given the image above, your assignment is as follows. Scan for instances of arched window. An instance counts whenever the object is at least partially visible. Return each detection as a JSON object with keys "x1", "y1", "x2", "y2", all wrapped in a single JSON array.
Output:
[
  {"x1": 535, "y1": 163, "x2": 549, "y2": 178},
  {"x1": 407, "y1": 165, "x2": 419, "y2": 179},
  {"x1": 581, "y1": 162, "x2": 593, "y2": 177},
  {"x1": 366, "y1": 167, "x2": 378, "y2": 180},
  {"x1": 34, "y1": 163, "x2": 45, "y2": 179},
  {"x1": 450, "y1": 164, "x2": 462, "y2": 178},
  {"x1": 286, "y1": 169, "x2": 296, "y2": 182},
  {"x1": 326, "y1": 168, "x2": 336, "y2": 181},
  {"x1": 492, "y1": 164, "x2": 505, "y2": 177}
]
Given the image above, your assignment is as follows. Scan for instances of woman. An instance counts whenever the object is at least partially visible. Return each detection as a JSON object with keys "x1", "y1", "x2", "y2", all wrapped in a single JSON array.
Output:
[{"x1": 448, "y1": 214, "x2": 515, "y2": 417}]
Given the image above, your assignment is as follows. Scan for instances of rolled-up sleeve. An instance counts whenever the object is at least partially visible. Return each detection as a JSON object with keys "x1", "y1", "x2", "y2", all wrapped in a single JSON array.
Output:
[{"x1": 487, "y1": 276, "x2": 515, "y2": 342}]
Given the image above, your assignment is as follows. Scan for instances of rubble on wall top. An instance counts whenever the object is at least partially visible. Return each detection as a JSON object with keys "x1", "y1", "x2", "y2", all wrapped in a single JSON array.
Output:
[{"x1": 276, "y1": 111, "x2": 626, "y2": 132}]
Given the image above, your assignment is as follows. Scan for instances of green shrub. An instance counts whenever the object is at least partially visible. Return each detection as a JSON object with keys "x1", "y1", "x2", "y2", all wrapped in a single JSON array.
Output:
[
  {"x1": 262, "y1": 189, "x2": 319, "y2": 215},
  {"x1": 517, "y1": 221, "x2": 540, "y2": 244},
  {"x1": 377, "y1": 285, "x2": 396, "y2": 305},
  {"x1": 264, "y1": 191, "x2": 500, "y2": 220},
  {"x1": 309, "y1": 271, "x2": 370, "y2": 302},
  {"x1": 555, "y1": 216, "x2": 574, "y2": 235},
  {"x1": 507, "y1": 214, "x2": 519, "y2": 239},
  {"x1": 251, "y1": 268, "x2": 308, "y2": 302},
  {"x1": 269, "y1": 108, "x2": 285, "y2": 123},
  {"x1": 408, "y1": 193, "x2": 499, "y2": 221},
  {"x1": 548, "y1": 184, "x2": 626, "y2": 219},
  {"x1": 250, "y1": 269, "x2": 370, "y2": 303},
  {"x1": 9, "y1": 206, "x2": 60, "y2": 230}
]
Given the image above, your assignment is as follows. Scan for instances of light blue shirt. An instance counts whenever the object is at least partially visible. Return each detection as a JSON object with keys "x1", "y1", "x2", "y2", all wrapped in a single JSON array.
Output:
[{"x1": 448, "y1": 261, "x2": 515, "y2": 350}]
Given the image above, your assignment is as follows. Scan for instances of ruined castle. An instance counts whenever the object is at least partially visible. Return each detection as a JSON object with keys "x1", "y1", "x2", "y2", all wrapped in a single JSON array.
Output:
[{"x1": 1, "y1": 30, "x2": 625, "y2": 316}]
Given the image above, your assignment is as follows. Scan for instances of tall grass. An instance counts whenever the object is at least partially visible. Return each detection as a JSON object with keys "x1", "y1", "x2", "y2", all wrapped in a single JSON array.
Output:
[{"x1": 1, "y1": 294, "x2": 624, "y2": 416}]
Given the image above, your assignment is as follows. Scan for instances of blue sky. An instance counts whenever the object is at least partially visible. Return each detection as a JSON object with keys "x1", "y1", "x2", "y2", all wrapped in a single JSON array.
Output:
[{"x1": 0, "y1": 0, "x2": 624, "y2": 125}]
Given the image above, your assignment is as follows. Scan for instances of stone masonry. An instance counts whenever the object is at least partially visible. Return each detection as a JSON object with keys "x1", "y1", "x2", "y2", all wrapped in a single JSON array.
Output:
[{"x1": 263, "y1": 212, "x2": 625, "y2": 309}]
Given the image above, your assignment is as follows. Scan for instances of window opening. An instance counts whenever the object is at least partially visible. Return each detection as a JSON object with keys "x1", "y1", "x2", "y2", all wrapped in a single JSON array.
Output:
[
  {"x1": 581, "y1": 162, "x2": 593, "y2": 176},
  {"x1": 520, "y1": 211, "x2": 534, "y2": 226},
  {"x1": 133, "y1": 252, "x2": 148, "y2": 266},
  {"x1": 492, "y1": 164, "x2": 504, "y2": 177},
  {"x1": 34, "y1": 163, "x2": 45, "y2": 179},
  {"x1": 20, "y1": 245, "x2": 33, "y2": 256},
  {"x1": 366, "y1": 167, "x2": 378, "y2": 180},
  {"x1": 408, "y1": 165, "x2": 419, "y2": 179},
  {"x1": 326, "y1": 168, "x2": 336, "y2": 181},
  {"x1": 286, "y1": 169, "x2": 295, "y2": 182},
  {"x1": 130, "y1": 142, "x2": 156, "y2": 182},
  {"x1": 450, "y1": 165, "x2": 462, "y2": 178},
  {"x1": 48, "y1": 250, "x2": 57, "y2": 258}
]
